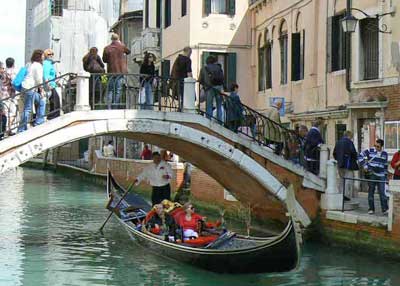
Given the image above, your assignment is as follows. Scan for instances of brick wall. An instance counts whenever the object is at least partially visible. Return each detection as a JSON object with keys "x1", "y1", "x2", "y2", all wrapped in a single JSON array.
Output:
[
  {"x1": 392, "y1": 187, "x2": 400, "y2": 237},
  {"x1": 357, "y1": 84, "x2": 400, "y2": 121}
]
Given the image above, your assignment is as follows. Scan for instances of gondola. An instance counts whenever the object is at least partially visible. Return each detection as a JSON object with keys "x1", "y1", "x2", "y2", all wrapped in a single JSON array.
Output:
[{"x1": 106, "y1": 171, "x2": 301, "y2": 274}]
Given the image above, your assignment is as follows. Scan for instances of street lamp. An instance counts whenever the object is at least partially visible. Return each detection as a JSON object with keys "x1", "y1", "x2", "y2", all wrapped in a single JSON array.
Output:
[{"x1": 341, "y1": 14, "x2": 358, "y2": 33}]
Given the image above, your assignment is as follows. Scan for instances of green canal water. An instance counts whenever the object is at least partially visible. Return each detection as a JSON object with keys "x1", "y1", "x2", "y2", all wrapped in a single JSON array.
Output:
[{"x1": 0, "y1": 168, "x2": 399, "y2": 286}]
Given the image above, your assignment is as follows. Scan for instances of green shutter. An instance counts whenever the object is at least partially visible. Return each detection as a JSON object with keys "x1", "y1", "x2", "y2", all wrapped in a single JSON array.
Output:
[
  {"x1": 162, "y1": 60, "x2": 170, "y2": 78},
  {"x1": 227, "y1": 52, "x2": 237, "y2": 89},
  {"x1": 204, "y1": 0, "x2": 211, "y2": 15},
  {"x1": 202, "y1": 51, "x2": 210, "y2": 67},
  {"x1": 228, "y1": 0, "x2": 235, "y2": 16},
  {"x1": 291, "y1": 33, "x2": 301, "y2": 81}
]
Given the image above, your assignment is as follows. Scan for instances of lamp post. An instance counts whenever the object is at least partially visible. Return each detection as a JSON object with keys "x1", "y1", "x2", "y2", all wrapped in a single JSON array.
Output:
[{"x1": 340, "y1": 0, "x2": 395, "y2": 92}]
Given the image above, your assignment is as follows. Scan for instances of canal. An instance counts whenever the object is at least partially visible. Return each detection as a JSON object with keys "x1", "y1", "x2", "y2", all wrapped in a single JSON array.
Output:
[{"x1": 0, "y1": 168, "x2": 399, "y2": 286}]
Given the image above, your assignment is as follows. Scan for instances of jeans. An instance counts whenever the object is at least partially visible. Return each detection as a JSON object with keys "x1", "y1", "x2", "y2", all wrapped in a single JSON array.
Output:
[
  {"x1": 206, "y1": 86, "x2": 223, "y2": 122},
  {"x1": 143, "y1": 81, "x2": 153, "y2": 110},
  {"x1": 368, "y1": 175, "x2": 388, "y2": 212},
  {"x1": 107, "y1": 75, "x2": 123, "y2": 109},
  {"x1": 18, "y1": 90, "x2": 46, "y2": 132}
]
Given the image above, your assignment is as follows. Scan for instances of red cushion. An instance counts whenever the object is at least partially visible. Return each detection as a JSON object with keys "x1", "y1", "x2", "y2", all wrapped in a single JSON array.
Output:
[{"x1": 183, "y1": 235, "x2": 218, "y2": 247}]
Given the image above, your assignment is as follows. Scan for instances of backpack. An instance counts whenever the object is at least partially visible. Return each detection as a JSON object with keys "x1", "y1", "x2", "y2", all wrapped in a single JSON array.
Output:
[
  {"x1": 12, "y1": 66, "x2": 28, "y2": 92},
  {"x1": 205, "y1": 64, "x2": 224, "y2": 86}
]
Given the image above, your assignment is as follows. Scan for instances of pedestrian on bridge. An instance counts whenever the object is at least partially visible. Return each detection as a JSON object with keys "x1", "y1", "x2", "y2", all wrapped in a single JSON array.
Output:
[
  {"x1": 391, "y1": 150, "x2": 400, "y2": 180},
  {"x1": 304, "y1": 119, "x2": 324, "y2": 175},
  {"x1": 102, "y1": 33, "x2": 131, "y2": 109},
  {"x1": 134, "y1": 151, "x2": 173, "y2": 206},
  {"x1": 264, "y1": 100, "x2": 283, "y2": 155},
  {"x1": 358, "y1": 139, "x2": 389, "y2": 215},
  {"x1": 18, "y1": 49, "x2": 46, "y2": 132},
  {"x1": 333, "y1": 130, "x2": 359, "y2": 200},
  {"x1": 170, "y1": 47, "x2": 192, "y2": 111},
  {"x1": 43, "y1": 49, "x2": 60, "y2": 120},
  {"x1": 140, "y1": 53, "x2": 156, "y2": 110}
]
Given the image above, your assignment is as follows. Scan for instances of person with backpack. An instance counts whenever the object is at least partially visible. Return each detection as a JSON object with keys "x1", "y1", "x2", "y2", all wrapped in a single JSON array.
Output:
[
  {"x1": 224, "y1": 83, "x2": 243, "y2": 133},
  {"x1": 17, "y1": 49, "x2": 46, "y2": 132},
  {"x1": 43, "y1": 49, "x2": 60, "y2": 120},
  {"x1": 83, "y1": 47, "x2": 105, "y2": 108},
  {"x1": 198, "y1": 55, "x2": 224, "y2": 122}
]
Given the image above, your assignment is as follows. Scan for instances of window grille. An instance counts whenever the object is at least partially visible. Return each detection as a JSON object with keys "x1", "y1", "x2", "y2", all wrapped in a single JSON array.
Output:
[
  {"x1": 50, "y1": 0, "x2": 68, "y2": 16},
  {"x1": 360, "y1": 18, "x2": 379, "y2": 80}
]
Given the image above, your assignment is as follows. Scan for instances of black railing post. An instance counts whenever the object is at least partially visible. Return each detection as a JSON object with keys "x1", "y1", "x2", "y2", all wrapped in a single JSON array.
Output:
[{"x1": 342, "y1": 177, "x2": 346, "y2": 212}]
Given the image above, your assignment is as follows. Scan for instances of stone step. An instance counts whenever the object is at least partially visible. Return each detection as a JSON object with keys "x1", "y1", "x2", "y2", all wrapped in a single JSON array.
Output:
[{"x1": 344, "y1": 200, "x2": 360, "y2": 211}]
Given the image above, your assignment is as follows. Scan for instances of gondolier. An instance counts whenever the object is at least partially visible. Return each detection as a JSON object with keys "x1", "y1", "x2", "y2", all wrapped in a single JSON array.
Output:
[{"x1": 134, "y1": 151, "x2": 173, "y2": 205}]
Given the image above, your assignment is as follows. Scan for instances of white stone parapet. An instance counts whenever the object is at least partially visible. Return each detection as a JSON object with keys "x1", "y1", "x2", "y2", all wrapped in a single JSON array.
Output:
[
  {"x1": 319, "y1": 144, "x2": 329, "y2": 179},
  {"x1": 388, "y1": 179, "x2": 400, "y2": 232},
  {"x1": 74, "y1": 71, "x2": 91, "y2": 111},
  {"x1": 183, "y1": 77, "x2": 196, "y2": 113},
  {"x1": 321, "y1": 159, "x2": 343, "y2": 210}
]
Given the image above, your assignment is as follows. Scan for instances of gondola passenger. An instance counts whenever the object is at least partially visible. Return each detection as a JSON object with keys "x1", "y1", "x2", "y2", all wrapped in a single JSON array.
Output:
[
  {"x1": 146, "y1": 204, "x2": 176, "y2": 241},
  {"x1": 177, "y1": 202, "x2": 205, "y2": 240}
]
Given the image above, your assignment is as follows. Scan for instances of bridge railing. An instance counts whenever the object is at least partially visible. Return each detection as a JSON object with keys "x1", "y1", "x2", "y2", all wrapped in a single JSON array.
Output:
[
  {"x1": 0, "y1": 72, "x2": 308, "y2": 170},
  {"x1": 0, "y1": 73, "x2": 77, "y2": 137},
  {"x1": 89, "y1": 73, "x2": 182, "y2": 112}
]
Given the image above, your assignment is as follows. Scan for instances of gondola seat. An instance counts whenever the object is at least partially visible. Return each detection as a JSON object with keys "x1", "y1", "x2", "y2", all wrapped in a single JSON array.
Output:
[{"x1": 182, "y1": 235, "x2": 218, "y2": 247}]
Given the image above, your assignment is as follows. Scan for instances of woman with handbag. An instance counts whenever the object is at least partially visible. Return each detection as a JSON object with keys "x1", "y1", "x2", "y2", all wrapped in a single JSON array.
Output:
[
  {"x1": 139, "y1": 53, "x2": 156, "y2": 110},
  {"x1": 43, "y1": 49, "x2": 61, "y2": 119},
  {"x1": 82, "y1": 47, "x2": 105, "y2": 108}
]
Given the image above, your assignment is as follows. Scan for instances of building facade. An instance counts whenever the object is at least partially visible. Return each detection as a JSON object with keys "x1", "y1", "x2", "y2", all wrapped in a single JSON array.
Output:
[
  {"x1": 249, "y1": 0, "x2": 400, "y2": 154},
  {"x1": 155, "y1": 0, "x2": 253, "y2": 103},
  {"x1": 25, "y1": 0, "x2": 121, "y2": 74}
]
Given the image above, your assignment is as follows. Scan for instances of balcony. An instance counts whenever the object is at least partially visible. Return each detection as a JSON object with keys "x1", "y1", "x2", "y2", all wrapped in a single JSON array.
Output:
[{"x1": 131, "y1": 28, "x2": 161, "y2": 63}]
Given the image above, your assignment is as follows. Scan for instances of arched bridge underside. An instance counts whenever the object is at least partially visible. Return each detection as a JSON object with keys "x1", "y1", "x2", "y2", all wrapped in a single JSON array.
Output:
[{"x1": 0, "y1": 110, "x2": 323, "y2": 226}]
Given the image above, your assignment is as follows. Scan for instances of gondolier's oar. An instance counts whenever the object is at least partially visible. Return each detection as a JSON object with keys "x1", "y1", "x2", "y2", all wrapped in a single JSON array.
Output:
[{"x1": 99, "y1": 181, "x2": 135, "y2": 233}]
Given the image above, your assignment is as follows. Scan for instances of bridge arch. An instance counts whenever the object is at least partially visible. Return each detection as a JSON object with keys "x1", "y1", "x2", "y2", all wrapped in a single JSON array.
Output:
[{"x1": 0, "y1": 110, "x2": 311, "y2": 226}]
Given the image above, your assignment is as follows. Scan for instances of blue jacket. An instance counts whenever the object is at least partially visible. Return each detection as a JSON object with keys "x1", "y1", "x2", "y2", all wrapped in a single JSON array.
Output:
[
  {"x1": 304, "y1": 127, "x2": 324, "y2": 160},
  {"x1": 43, "y1": 59, "x2": 57, "y2": 88},
  {"x1": 358, "y1": 148, "x2": 388, "y2": 178},
  {"x1": 333, "y1": 137, "x2": 359, "y2": 170},
  {"x1": 225, "y1": 92, "x2": 243, "y2": 122}
]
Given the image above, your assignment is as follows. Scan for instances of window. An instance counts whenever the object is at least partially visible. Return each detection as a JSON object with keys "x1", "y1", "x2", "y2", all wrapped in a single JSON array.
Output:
[
  {"x1": 202, "y1": 52, "x2": 237, "y2": 90},
  {"x1": 265, "y1": 31, "x2": 272, "y2": 89},
  {"x1": 258, "y1": 35, "x2": 266, "y2": 91},
  {"x1": 329, "y1": 14, "x2": 346, "y2": 72},
  {"x1": 204, "y1": 0, "x2": 235, "y2": 16},
  {"x1": 145, "y1": 0, "x2": 149, "y2": 28},
  {"x1": 385, "y1": 121, "x2": 400, "y2": 150},
  {"x1": 165, "y1": 0, "x2": 171, "y2": 28},
  {"x1": 279, "y1": 21, "x2": 288, "y2": 85},
  {"x1": 182, "y1": 0, "x2": 187, "y2": 17},
  {"x1": 50, "y1": 0, "x2": 68, "y2": 16},
  {"x1": 292, "y1": 14, "x2": 304, "y2": 81},
  {"x1": 360, "y1": 18, "x2": 379, "y2": 80},
  {"x1": 156, "y1": 0, "x2": 161, "y2": 28},
  {"x1": 336, "y1": 124, "x2": 347, "y2": 141}
]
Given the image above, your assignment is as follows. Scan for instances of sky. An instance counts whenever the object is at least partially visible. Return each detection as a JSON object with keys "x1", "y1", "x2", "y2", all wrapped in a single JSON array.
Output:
[{"x1": 0, "y1": 0, "x2": 26, "y2": 68}]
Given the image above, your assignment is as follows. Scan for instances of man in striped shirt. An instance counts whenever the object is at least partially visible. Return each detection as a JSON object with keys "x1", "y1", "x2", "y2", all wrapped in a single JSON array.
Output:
[{"x1": 358, "y1": 139, "x2": 389, "y2": 215}]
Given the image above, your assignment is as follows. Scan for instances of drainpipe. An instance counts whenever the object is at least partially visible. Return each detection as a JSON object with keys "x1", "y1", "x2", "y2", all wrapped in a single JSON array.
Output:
[{"x1": 345, "y1": 0, "x2": 352, "y2": 92}]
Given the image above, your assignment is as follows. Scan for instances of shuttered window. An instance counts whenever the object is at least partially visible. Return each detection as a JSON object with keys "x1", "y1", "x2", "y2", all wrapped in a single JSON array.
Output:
[
  {"x1": 291, "y1": 30, "x2": 305, "y2": 81},
  {"x1": 50, "y1": 0, "x2": 68, "y2": 16},
  {"x1": 265, "y1": 42, "x2": 272, "y2": 89},
  {"x1": 280, "y1": 34, "x2": 288, "y2": 85},
  {"x1": 145, "y1": 0, "x2": 149, "y2": 28},
  {"x1": 258, "y1": 46, "x2": 266, "y2": 91},
  {"x1": 156, "y1": 0, "x2": 161, "y2": 28},
  {"x1": 182, "y1": 0, "x2": 187, "y2": 17},
  {"x1": 204, "y1": 0, "x2": 235, "y2": 16},
  {"x1": 330, "y1": 14, "x2": 346, "y2": 72},
  {"x1": 360, "y1": 18, "x2": 379, "y2": 80},
  {"x1": 165, "y1": 0, "x2": 171, "y2": 28}
]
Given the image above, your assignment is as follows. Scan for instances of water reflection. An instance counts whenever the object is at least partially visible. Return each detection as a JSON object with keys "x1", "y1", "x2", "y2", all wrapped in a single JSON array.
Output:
[{"x1": 0, "y1": 168, "x2": 399, "y2": 286}]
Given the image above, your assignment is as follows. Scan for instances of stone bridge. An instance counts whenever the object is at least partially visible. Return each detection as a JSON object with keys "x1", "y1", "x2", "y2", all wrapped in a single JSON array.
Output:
[
  {"x1": 0, "y1": 108, "x2": 325, "y2": 227},
  {"x1": 0, "y1": 73, "x2": 328, "y2": 227}
]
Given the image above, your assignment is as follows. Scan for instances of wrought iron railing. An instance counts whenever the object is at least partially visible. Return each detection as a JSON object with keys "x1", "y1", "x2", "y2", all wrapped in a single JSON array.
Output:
[
  {"x1": 0, "y1": 73, "x2": 77, "y2": 138},
  {"x1": 196, "y1": 87, "x2": 302, "y2": 162},
  {"x1": 89, "y1": 74, "x2": 181, "y2": 111}
]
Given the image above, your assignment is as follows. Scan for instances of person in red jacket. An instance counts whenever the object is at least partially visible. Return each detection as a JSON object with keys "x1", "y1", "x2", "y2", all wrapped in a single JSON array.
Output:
[
  {"x1": 391, "y1": 150, "x2": 400, "y2": 180},
  {"x1": 177, "y1": 202, "x2": 205, "y2": 239}
]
